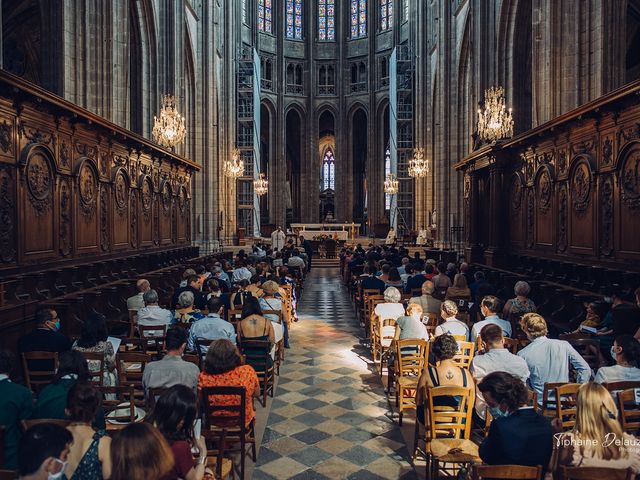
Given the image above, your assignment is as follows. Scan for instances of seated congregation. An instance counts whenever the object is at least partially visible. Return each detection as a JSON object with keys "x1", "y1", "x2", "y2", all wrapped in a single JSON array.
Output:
[
  {"x1": 344, "y1": 242, "x2": 640, "y2": 478},
  {"x1": 0, "y1": 242, "x2": 308, "y2": 480}
]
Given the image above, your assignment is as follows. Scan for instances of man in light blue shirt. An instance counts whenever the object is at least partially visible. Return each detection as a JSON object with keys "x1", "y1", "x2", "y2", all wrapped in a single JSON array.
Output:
[
  {"x1": 188, "y1": 297, "x2": 236, "y2": 353},
  {"x1": 471, "y1": 296, "x2": 513, "y2": 341},
  {"x1": 517, "y1": 313, "x2": 591, "y2": 404}
]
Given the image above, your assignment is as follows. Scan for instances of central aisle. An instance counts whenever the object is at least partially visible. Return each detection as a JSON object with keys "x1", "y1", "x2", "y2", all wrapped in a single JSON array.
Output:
[{"x1": 253, "y1": 268, "x2": 417, "y2": 480}]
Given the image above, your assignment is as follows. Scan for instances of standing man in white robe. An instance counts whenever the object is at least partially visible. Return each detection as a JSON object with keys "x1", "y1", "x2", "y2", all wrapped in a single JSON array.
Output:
[{"x1": 271, "y1": 226, "x2": 286, "y2": 251}]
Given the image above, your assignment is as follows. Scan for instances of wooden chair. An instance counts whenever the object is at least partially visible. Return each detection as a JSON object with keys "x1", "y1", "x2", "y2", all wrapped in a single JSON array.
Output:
[
  {"x1": 226, "y1": 308, "x2": 243, "y2": 326},
  {"x1": 471, "y1": 464, "x2": 542, "y2": 480},
  {"x1": 146, "y1": 386, "x2": 171, "y2": 410},
  {"x1": 262, "y1": 309, "x2": 285, "y2": 367},
  {"x1": 452, "y1": 341, "x2": 475, "y2": 369},
  {"x1": 20, "y1": 419, "x2": 70, "y2": 431},
  {"x1": 238, "y1": 340, "x2": 275, "y2": 407},
  {"x1": 202, "y1": 427, "x2": 234, "y2": 480},
  {"x1": 474, "y1": 336, "x2": 520, "y2": 354},
  {"x1": 116, "y1": 352, "x2": 152, "y2": 405},
  {"x1": 78, "y1": 351, "x2": 105, "y2": 387},
  {"x1": 128, "y1": 310, "x2": 138, "y2": 336},
  {"x1": 561, "y1": 466, "x2": 633, "y2": 480},
  {"x1": 394, "y1": 339, "x2": 429, "y2": 426},
  {"x1": 603, "y1": 381, "x2": 640, "y2": 396},
  {"x1": 0, "y1": 471, "x2": 16, "y2": 480},
  {"x1": 138, "y1": 324, "x2": 167, "y2": 353},
  {"x1": 414, "y1": 385, "x2": 479, "y2": 478},
  {"x1": 183, "y1": 353, "x2": 201, "y2": 369},
  {"x1": 617, "y1": 388, "x2": 640, "y2": 433},
  {"x1": 201, "y1": 386, "x2": 256, "y2": 480},
  {"x1": 378, "y1": 318, "x2": 398, "y2": 375},
  {"x1": 99, "y1": 385, "x2": 139, "y2": 430},
  {"x1": 554, "y1": 383, "x2": 580, "y2": 430},
  {"x1": 541, "y1": 382, "x2": 567, "y2": 417},
  {"x1": 21, "y1": 351, "x2": 59, "y2": 392},
  {"x1": 565, "y1": 338, "x2": 605, "y2": 371}
]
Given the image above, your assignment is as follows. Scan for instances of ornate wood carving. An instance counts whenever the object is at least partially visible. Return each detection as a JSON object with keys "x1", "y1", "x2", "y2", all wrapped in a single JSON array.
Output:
[
  {"x1": 78, "y1": 162, "x2": 97, "y2": 221},
  {"x1": 509, "y1": 174, "x2": 523, "y2": 214},
  {"x1": 100, "y1": 186, "x2": 109, "y2": 251},
  {"x1": 26, "y1": 150, "x2": 53, "y2": 216},
  {"x1": 59, "y1": 141, "x2": 70, "y2": 167},
  {"x1": 141, "y1": 176, "x2": 153, "y2": 223},
  {"x1": 620, "y1": 123, "x2": 640, "y2": 143},
  {"x1": 0, "y1": 166, "x2": 16, "y2": 263},
  {"x1": 600, "y1": 174, "x2": 614, "y2": 256},
  {"x1": 570, "y1": 162, "x2": 591, "y2": 215},
  {"x1": 0, "y1": 120, "x2": 13, "y2": 154},
  {"x1": 153, "y1": 197, "x2": 160, "y2": 245},
  {"x1": 19, "y1": 121, "x2": 53, "y2": 145},
  {"x1": 130, "y1": 190, "x2": 138, "y2": 248},
  {"x1": 526, "y1": 189, "x2": 535, "y2": 248},
  {"x1": 602, "y1": 137, "x2": 613, "y2": 166},
  {"x1": 161, "y1": 181, "x2": 172, "y2": 213},
  {"x1": 558, "y1": 185, "x2": 568, "y2": 253},
  {"x1": 75, "y1": 142, "x2": 97, "y2": 160},
  {"x1": 620, "y1": 144, "x2": 640, "y2": 212},
  {"x1": 59, "y1": 178, "x2": 71, "y2": 256},
  {"x1": 114, "y1": 169, "x2": 128, "y2": 216},
  {"x1": 536, "y1": 168, "x2": 553, "y2": 214},
  {"x1": 557, "y1": 149, "x2": 568, "y2": 175}
]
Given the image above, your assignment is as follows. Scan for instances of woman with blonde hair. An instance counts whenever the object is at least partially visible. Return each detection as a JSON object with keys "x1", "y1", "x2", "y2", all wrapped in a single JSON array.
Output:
[
  {"x1": 555, "y1": 382, "x2": 640, "y2": 473},
  {"x1": 434, "y1": 300, "x2": 469, "y2": 341},
  {"x1": 394, "y1": 303, "x2": 428, "y2": 342},
  {"x1": 445, "y1": 273, "x2": 471, "y2": 302}
]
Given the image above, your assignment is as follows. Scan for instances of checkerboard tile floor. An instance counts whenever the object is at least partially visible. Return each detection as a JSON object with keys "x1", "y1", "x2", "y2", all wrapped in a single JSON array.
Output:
[{"x1": 252, "y1": 268, "x2": 418, "y2": 480}]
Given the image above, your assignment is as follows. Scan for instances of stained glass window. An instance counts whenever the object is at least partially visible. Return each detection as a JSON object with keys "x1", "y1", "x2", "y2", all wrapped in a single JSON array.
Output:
[
  {"x1": 258, "y1": 0, "x2": 272, "y2": 33},
  {"x1": 351, "y1": 0, "x2": 367, "y2": 38},
  {"x1": 287, "y1": 0, "x2": 303, "y2": 39},
  {"x1": 318, "y1": 0, "x2": 335, "y2": 41},
  {"x1": 322, "y1": 148, "x2": 335, "y2": 190},
  {"x1": 385, "y1": 146, "x2": 391, "y2": 210},
  {"x1": 380, "y1": 0, "x2": 392, "y2": 31}
]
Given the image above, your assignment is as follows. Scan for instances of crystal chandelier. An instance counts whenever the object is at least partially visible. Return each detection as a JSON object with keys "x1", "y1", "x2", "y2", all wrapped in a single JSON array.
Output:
[
  {"x1": 152, "y1": 95, "x2": 187, "y2": 148},
  {"x1": 477, "y1": 86, "x2": 514, "y2": 142},
  {"x1": 254, "y1": 173, "x2": 269, "y2": 196},
  {"x1": 408, "y1": 148, "x2": 430, "y2": 178},
  {"x1": 223, "y1": 148, "x2": 244, "y2": 178},
  {"x1": 384, "y1": 173, "x2": 399, "y2": 195}
]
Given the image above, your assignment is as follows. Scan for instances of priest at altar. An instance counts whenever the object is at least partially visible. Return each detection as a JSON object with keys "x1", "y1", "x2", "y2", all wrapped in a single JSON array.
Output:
[{"x1": 271, "y1": 226, "x2": 286, "y2": 251}]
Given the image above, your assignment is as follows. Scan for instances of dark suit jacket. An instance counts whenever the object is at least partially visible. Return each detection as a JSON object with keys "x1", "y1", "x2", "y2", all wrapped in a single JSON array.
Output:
[
  {"x1": 17, "y1": 328, "x2": 72, "y2": 354},
  {"x1": 405, "y1": 274, "x2": 427, "y2": 294},
  {"x1": 361, "y1": 276, "x2": 385, "y2": 294},
  {"x1": 479, "y1": 408, "x2": 553, "y2": 471}
]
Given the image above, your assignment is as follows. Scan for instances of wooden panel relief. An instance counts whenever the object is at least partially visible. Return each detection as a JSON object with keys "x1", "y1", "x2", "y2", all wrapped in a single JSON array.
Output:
[
  {"x1": 139, "y1": 175, "x2": 154, "y2": 247},
  {"x1": 535, "y1": 166, "x2": 553, "y2": 246},
  {"x1": 568, "y1": 159, "x2": 594, "y2": 253},
  {"x1": 508, "y1": 173, "x2": 524, "y2": 247},
  {"x1": 618, "y1": 141, "x2": 640, "y2": 256},
  {"x1": 75, "y1": 159, "x2": 100, "y2": 253},
  {"x1": 20, "y1": 144, "x2": 56, "y2": 260},
  {"x1": 177, "y1": 186, "x2": 188, "y2": 242},
  {"x1": 160, "y1": 180, "x2": 172, "y2": 245},
  {"x1": 0, "y1": 165, "x2": 16, "y2": 263},
  {"x1": 112, "y1": 168, "x2": 130, "y2": 249}
]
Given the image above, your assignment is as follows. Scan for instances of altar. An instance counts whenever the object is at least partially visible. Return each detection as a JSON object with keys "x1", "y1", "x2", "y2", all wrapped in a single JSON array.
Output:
[{"x1": 291, "y1": 223, "x2": 360, "y2": 242}]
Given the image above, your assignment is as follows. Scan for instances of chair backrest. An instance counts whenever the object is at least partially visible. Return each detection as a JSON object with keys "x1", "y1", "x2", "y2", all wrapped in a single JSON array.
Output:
[
  {"x1": 395, "y1": 339, "x2": 428, "y2": 377},
  {"x1": 147, "y1": 386, "x2": 171, "y2": 410},
  {"x1": 262, "y1": 309, "x2": 283, "y2": 325},
  {"x1": 0, "y1": 470, "x2": 16, "y2": 480},
  {"x1": 617, "y1": 388, "x2": 640, "y2": 433},
  {"x1": 452, "y1": 341, "x2": 475, "y2": 369},
  {"x1": 603, "y1": 381, "x2": 640, "y2": 394},
  {"x1": 541, "y1": 382, "x2": 567, "y2": 416},
  {"x1": 226, "y1": 308, "x2": 243, "y2": 323},
  {"x1": 128, "y1": 310, "x2": 138, "y2": 336},
  {"x1": 116, "y1": 352, "x2": 151, "y2": 403},
  {"x1": 554, "y1": 383, "x2": 581, "y2": 430},
  {"x1": 201, "y1": 426, "x2": 229, "y2": 480},
  {"x1": 472, "y1": 464, "x2": 542, "y2": 480},
  {"x1": 425, "y1": 385, "x2": 474, "y2": 440},
  {"x1": 138, "y1": 324, "x2": 167, "y2": 352},
  {"x1": 423, "y1": 312, "x2": 439, "y2": 327},
  {"x1": 566, "y1": 338, "x2": 605, "y2": 370},
  {"x1": 452, "y1": 334, "x2": 467, "y2": 342},
  {"x1": 379, "y1": 318, "x2": 397, "y2": 343},
  {"x1": 78, "y1": 351, "x2": 105, "y2": 387},
  {"x1": 21, "y1": 351, "x2": 59, "y2": 392},
  {"x1": 503, "y1": 337, "x2": 521, "y2": 354},
  {"x1": 238, "y1": 340, "x2": 272, "y2": 374},
  {"x1": 20, "y1": 418, "x2": 70, "y2": 432},
  {"x1": 99, "y1": 385, "x2": 138, "y2": 428},
  {"x1": 200, "y1": 386, "x2": 247, "y2": 433},
  {"x1": 561, "y1": 466, "x2": 633, "y2": 480}
]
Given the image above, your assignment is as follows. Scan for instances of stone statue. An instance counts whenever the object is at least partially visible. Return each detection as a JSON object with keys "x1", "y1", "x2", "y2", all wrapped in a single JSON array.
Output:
[
  {"x1": 430, "y1": 210, "x2": 437, "y2": 228},
  {"x1": 416, "y1": 227, "x2": 428, "y2": 246}
]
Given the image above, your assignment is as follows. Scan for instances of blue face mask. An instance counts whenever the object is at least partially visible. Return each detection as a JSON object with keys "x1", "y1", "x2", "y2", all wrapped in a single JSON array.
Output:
[
  {"x1": 611, "y1": 346, "x2": 618, "y2": 361},
  {"x1": 489, "y1": 406, "x2": 510, "y2": 419}
]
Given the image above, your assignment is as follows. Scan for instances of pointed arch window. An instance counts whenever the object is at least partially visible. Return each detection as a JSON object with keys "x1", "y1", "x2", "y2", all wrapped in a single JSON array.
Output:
[
  {"x1": 351, "y1": 0, "x2": 367, "y2": 38},
  {"x1": 385, "y1": 145, "x2": 391, "y2": 210},
  {"x1": 322, "y1": 148, "x2": 335, "y2": 191},
  {"x1": 287, "y1": 0, "x2": 303, "y2": 39},
  {"x1": 258, "y1": 0, "x2": 272, "y2": 33},
  {"x1": 380, "y1": 0, "x2": 392, "y2": 31},
  {"x1": 318, "y1": 0, "x2": 335, "y2": 41}
]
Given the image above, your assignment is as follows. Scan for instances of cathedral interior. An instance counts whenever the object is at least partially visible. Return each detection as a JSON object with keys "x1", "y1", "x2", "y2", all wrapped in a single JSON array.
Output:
[{"x1": 1, "y1": 0, "x2": 640, "y2": 479}]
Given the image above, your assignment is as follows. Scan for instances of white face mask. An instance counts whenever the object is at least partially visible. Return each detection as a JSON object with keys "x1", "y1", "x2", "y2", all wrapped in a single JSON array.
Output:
[{"x1": 48, "y1": 458, "x2": 67, "y2": 480}]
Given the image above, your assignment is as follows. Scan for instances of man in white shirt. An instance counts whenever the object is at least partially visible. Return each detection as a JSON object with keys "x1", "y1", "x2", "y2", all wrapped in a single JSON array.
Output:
[
  {"x1": 137, "y1": 289, "x2": 172, "y2": 335},
  {"x1": 517, "y1": 313, "x2": 591, "y2": 404},
  {"x1": 471, "y1": 295, "x2": 513, "y2": 341},
  {"x1": 271, "y1": 226, "x2": 286, "y2": 251},
  {"x1": 287, "y1": 249, "x2": 306, "y2": 275},
  {"x1": 434, "y1": 300, "x2": 469, "y2": 340},
  {"x1": 471, "y1": 324, "x2": 530, "y2": 420},
  {"x1": 126, "y1": 279, "x2": 150, "y2": 311},
  {"x1": 232, "y1": 260, "x2": 252, "y2": 283}
]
